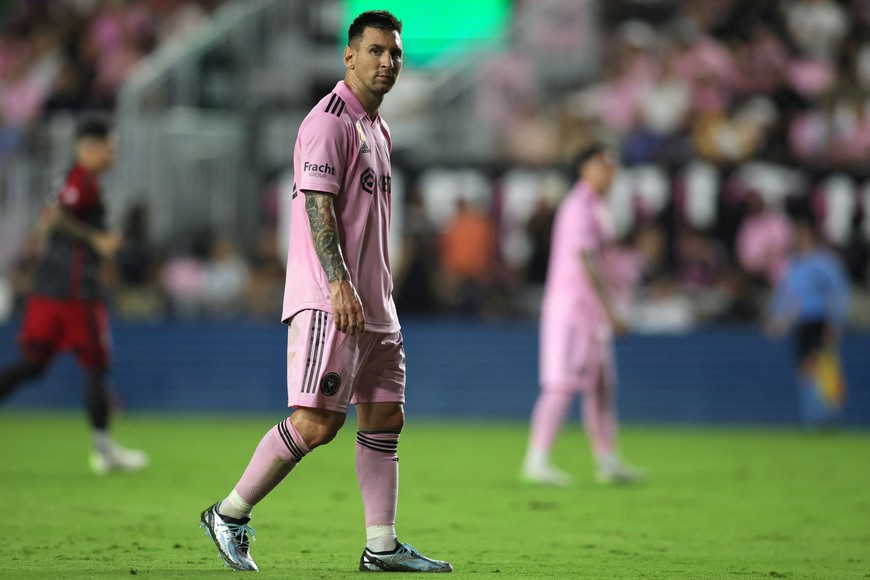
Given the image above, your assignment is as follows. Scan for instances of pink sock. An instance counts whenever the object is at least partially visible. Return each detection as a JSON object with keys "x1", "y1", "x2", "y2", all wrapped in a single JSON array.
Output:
[
  {"x1": 356, "y1": 430, "x2": 400, "y2": 527},
  {"x1": 233, "y1": 418, "x2": 311, "y2": 506},
  {"x1": 582, "y1": 383, "x2": 616, "y2": 458},
  {"x1": 528, "y1": 389, "x2": 574, "y2": 452}
]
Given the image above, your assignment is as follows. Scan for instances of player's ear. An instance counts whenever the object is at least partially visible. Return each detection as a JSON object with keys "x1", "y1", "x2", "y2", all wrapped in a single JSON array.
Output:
[{"x1": 344, "y1": 45, "x2": 355, "y2": 69}]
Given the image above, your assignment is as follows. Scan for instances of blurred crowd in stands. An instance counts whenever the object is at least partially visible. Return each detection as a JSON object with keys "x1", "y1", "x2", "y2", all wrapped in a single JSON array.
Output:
[
  {"x1": 1, "y1": 0, "x2": 869, "y2": 331},
  {"x1": 0, "y1": 0, "x2": 222, "y2": 154},
  {"x1": 464, "y1": 0, "x2": 870, "y2": 329}
]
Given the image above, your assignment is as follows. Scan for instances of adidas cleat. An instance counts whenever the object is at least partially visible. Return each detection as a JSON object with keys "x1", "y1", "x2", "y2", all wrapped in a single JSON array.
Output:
[
  {"x1": 360, "y1": 542, "x2": 452, "y2": 573},
  {"x1": 199, "y1": 502, "x2": 258, "y2": 572}
]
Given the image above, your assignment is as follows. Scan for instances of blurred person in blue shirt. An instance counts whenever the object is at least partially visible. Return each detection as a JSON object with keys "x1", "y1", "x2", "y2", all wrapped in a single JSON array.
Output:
[{"x1": 767, "y1": 213, "x2": 851, "y2": 428}]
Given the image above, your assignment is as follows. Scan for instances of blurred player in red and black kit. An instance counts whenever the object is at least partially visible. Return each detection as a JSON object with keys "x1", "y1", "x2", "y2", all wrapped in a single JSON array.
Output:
[{"x1": 0, "y1": 118, "x2": 148, "y2": 474}]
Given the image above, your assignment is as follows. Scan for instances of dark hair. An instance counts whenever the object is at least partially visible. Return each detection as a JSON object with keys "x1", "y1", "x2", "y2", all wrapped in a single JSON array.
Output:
[
  {"x1": 569, "y1": 144, "x2": 607, "y2": 178},
  {"x1": 348, "y1": 10, "x2": 402, "y2": 46},
  {"x1": 75, "y1": 117, "x2": 112, "y2": 142}
]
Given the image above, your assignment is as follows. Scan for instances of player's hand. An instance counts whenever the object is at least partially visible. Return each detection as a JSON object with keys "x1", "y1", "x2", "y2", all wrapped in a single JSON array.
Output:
[
  {"x1": 329, "y1": 279, "x2": 365, "y2": 335},
  {"x1": 91, "y1": 231, "x2": 123, "y2": 258}
]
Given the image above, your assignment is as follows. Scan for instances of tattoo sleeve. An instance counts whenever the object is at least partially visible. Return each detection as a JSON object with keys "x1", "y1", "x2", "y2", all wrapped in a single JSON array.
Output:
[{"x1": 304, "y1": 191, "x2": 349, "y2": 282}]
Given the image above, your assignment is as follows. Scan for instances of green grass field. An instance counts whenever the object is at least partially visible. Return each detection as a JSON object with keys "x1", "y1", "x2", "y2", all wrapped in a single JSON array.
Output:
[{"x1": 1, "y1": 413, "x2": 868, "y2": 579}]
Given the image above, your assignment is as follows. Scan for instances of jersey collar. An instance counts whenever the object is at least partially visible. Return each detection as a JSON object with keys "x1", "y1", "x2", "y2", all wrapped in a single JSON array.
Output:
[{"x1": 334, "y1": 81, "x2": 378, "y2": 123}]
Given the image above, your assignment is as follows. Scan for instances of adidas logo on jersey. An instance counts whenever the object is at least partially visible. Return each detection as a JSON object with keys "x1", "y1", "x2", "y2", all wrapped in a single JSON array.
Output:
[{"x1": 360, "y1": 141, "x2": 371, "y2": 154}]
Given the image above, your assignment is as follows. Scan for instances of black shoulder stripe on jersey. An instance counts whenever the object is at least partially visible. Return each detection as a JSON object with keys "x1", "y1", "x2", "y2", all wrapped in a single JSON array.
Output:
[{"x1": 325, "y1": 93, "x2": 346, "y2": 117}]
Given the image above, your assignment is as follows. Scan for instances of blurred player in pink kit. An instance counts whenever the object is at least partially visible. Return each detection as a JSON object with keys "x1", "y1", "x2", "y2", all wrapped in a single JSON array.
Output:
[
  {"x1": 199, "y1": 11, "x2": 451, "y2": 574},
  {"x1": 522, "y1": 145, "x2": 645, "y2": 486}
]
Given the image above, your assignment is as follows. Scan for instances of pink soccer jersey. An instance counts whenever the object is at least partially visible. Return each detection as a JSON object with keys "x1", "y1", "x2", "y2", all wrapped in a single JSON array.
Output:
[
  {"x1": 282, "y1": 81, "x2": 399, "y2": 333},
  {"x1": 541, "y1": 182, "x2": 614, "y2": 338}
]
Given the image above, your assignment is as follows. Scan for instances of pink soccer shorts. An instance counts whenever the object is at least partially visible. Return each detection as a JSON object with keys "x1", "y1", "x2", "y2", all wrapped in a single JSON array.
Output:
[{"x1": 286, "y1": 309, "x2": 405, "y2": 413}]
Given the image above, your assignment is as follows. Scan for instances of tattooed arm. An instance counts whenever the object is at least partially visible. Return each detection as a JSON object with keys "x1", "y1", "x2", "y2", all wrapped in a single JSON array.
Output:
[{"x1": 304, "y1": 190, "x2": 365, "y2": 335}]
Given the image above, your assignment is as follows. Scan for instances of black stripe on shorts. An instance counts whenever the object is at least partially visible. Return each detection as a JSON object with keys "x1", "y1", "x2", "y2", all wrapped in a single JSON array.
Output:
[{"x1": 303, "y1": 311, "x2": 328, "y2": 394}]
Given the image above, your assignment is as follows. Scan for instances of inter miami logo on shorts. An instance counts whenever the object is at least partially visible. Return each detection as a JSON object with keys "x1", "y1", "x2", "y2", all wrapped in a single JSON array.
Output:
[{"x1": 320, "y1": 372, "x2": 341, "y2": 396}]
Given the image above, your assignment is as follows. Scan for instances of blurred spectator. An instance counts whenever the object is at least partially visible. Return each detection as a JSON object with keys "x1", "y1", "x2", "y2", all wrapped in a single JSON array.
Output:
[
  {"x1": 736, "y1": 190, "x2": 793, "y2": 285},
  {"x1": 631, "y1": 273, "x2": 695, "y2": 333},
  {"x1": 675, "y1": 227, "x2": 731, "y2": 320},
  {"x1": 395, "y1": 187, "x2": 439, "y2": 314},
  {"x1": 202, "y1": 234, "x2": 249, "y2": 318},
  {"x1": 476, "y1": 47, "x2": 538, "y2": 131},
  {"x1": 676, "y1": 227, "x2": 728, "y2": 291},
  {"x1": 524, "y1": 197, "x2": 556, "y2": 285},
  {"x1": 439, "y1": 198, "x2": 495, "y2": 314},
  {"x1": 623, "y1": 42, "x2": 692, "y2": 166},
  {"x1": 785, "y1": 0, "x2": 849, "y2": 61},
  {"x1": 244, "y1": 229, "x2": 285, "y2": 321},
  {"x1": 112, "y1": 203, "x2": 167, "y2": 320},
  {"x1": 628, "y1": 224, "x2": 695, "y2": 332},
  {"x1": 739, "y1": 23, "x2": 790, "y2": 96},
  {"x1": 160, "y1": 230, "x2": 210, "y2": 318},
  {"x1": 501, "y1": 100, "x2": 562, "y2": 165}
]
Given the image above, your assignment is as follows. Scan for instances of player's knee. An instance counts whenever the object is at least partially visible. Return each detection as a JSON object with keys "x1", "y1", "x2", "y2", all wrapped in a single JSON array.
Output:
[
  {"x1": 357, "y1": 402, "x2": 404, "y2": 432},
  {"x1": 385, "y1": 406, "x2": 405, "y2": 432},
  {"x1": 303, "y1": 420, "x2": 344, "y2": 448},
  {"x1": 290, "y1": 408, "x2": 346, "y2": 449}
]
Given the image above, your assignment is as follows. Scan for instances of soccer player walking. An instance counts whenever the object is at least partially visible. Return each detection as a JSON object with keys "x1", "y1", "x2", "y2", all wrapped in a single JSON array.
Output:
[
  {"x1": 522, "y1": 146, "x2": 643, "y2": 486},
  {"x1": 0, "y1": 118, "x2": 148, "y2": 474},
  {"x1": 199, "y1": 11, "x2": 451, "y2": 573}
]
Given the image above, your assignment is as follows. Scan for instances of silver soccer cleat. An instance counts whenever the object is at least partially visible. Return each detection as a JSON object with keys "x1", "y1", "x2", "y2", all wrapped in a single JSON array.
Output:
[
  {"x1": 359, "y1": 542, "x2": 452, "y2": 573},
  {"x1": 199, "y1": 502, "x2": 258, "y2": 572}
]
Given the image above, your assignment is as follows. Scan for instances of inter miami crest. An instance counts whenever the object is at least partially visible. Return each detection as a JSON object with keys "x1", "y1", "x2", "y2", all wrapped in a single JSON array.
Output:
[{"x1": 320, "y1": 372, "x2": 341, "y2": 396}]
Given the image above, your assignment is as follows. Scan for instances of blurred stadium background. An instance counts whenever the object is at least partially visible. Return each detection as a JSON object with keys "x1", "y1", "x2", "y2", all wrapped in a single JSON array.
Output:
[{"x1": 0, "y1": 0, "x2": 868, "y2": 426}]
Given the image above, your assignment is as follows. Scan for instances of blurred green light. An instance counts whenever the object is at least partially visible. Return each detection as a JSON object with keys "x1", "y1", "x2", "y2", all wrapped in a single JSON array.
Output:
[{"x1": 341, "y1": 0, "x2": 511, "y2": 67}]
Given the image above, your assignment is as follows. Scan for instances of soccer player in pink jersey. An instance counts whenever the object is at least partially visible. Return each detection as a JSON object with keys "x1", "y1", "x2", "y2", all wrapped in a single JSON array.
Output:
[
  {"x1": 521, "y1": 145, "x2": 644, "y2": 486},
  {"x1": 198, "y1": 11, "x2": 451, "y2": 573}
]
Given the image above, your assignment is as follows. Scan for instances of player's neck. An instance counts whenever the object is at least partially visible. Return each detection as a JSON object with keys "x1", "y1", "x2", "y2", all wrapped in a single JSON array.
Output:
[
  {"x1": 343, "y1": 78, "x2": 382, "y2": 121},
  {"x1": 582, "y1": 180, "x2": 604, "y2": 196}
]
